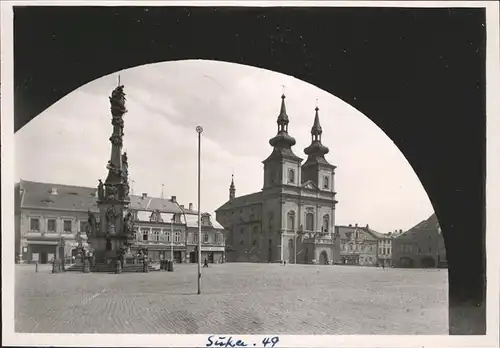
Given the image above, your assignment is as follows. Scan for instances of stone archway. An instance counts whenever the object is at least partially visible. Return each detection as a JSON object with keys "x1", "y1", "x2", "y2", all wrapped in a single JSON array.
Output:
[
  {"x1": 421, "y1": 256, "x2": 436, "y2": 268},
  {"x1": 319, "y1": 251, "x2": 329, "y2": 265},
  {"x1": 399, "y1": 257, "x2": 414, "y2": 268}
]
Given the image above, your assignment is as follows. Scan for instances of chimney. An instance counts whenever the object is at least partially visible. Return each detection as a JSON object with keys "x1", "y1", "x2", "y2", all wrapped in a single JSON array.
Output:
[
  {"x1": 366, "y1": 224, "x2": 369, "y2": 229},
  {"x1": 348, "y1": 224, "x2": 352, "y2": 227},
  {"x1": 50, "y1": 187, "x2": 58, "y2": 195},
  {"x1": 171, "y1": 196, "x2": 177, "y2": 203},
  {"x1": 141, "y1": 193, "x2": 147, "y2": 199},
  {"x1": 399, "y1": 229, "x2": 403, "y2": 233},
  {"x1": 189, "y1": 203, "x2": 193, "y2": 211}
]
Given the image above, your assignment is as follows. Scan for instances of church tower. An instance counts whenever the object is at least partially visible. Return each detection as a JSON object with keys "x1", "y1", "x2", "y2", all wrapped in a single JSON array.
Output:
[
  {"x1": 301, "y1": 106, "x2": 336, "y2": 192},
  {"x1": 262, "y1": 94, "x2": 303, "y2": 189},
  {"x1": 229, "y1": 175, "x2": 236, "y2": 200}
]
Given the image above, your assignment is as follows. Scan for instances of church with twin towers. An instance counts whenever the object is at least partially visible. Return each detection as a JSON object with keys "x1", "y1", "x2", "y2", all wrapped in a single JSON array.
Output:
[{"x1": 215, "y1": 94, "x2": 340, "y2": 264}]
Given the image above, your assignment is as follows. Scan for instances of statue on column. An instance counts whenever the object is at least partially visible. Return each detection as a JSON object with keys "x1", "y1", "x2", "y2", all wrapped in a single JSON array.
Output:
[
  {"x1": 122, "y1": 152, "x2": 129, "y2": 179},
  {"x1": 110, "y1": 85, "x2": 127, "y2": 115},
  {"x1": 97, "y1": 180, "x2": 104, "y2": 201},
  {"x1": 87, "y1": 210, "x2": 96, "y2": 237}
]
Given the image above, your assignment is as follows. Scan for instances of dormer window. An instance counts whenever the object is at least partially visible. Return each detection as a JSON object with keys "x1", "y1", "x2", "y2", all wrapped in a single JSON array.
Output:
[
  {"x1": 288, "y1": 168, "x2": 295, "y2": 184},
  {"x1": 323, "y1": 176, "x2": 329, "y2": 189}
]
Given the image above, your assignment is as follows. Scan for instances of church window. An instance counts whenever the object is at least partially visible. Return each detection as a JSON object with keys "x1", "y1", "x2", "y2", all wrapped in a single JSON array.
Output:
[
  {"x1": 324, "y1": 176, "x2": 329, "y2": 189},
  {"x1": 287, "y1": 211, "x2": 295, "y2": 230},
  {"x1": 322, "y1": 214, "x2": 329, "y2": 232},
  {"x1": 288, "y1": 169, "x2": 295, "y2": 183},
  {"x1": 305, "y1": 213, "x2": 314, "y2": 231},
  {"x1": 252, "y1": 226, "x2": 259, "y2": 236}
]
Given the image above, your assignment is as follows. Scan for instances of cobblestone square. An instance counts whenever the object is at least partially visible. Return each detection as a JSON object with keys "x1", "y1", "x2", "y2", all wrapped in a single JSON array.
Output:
[{"x1": 15, "y1": 263, "x2": 448, "y2": 334}]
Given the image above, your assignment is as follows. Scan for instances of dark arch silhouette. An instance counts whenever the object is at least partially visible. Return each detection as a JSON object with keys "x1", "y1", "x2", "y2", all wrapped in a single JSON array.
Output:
[{"x1": 13, "y1": 6, "x2": 486, "y2": 334}]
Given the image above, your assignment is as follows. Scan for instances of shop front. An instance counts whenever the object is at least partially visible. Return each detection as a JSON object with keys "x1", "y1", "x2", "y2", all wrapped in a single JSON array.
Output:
[
  {"x1": 25, "y1": 240, "x2": 59, "y2": 264},
  {"x1": 201, "y1": 246, "x2": 225, "y2": 264}
]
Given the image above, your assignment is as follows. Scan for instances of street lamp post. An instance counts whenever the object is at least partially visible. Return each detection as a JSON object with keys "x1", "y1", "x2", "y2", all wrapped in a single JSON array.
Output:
[
  {"x1": 196, "y1": 125, "x2": 203, "y2": 295},
  {"x1": 170, "y1": 217, "x2": 174, "y2": 262}
]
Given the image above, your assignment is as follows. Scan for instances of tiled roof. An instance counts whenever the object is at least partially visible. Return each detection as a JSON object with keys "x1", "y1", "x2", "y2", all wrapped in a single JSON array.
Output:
[
  {"x1": 18, "y1": 180, "x2": 209, "y2": 217},
  {"x1": 216, "y1": 192, "x2": 263, "y2": 211},
  {"x1": 129, "y1": 195, "x2": 183, "y2": 213},
  {"x1": 394, "y1": 213, "x2": 438, "y2": 239},
  {"x1": 19, "y1": 180, "x2": 99, "y2": 212},
  {"x1": 335, "y1": 225, "x2": 378, "y2": 241}
]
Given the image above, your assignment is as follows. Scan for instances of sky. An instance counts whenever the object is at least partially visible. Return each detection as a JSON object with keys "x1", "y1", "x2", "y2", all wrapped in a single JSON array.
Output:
[{"x1": 14, "y1": 60, "x2": 434, "y2": 233}]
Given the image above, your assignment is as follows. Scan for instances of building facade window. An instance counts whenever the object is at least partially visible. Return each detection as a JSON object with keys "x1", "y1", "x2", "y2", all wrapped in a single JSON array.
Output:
[
  {"x1": 63, "y1": 220, "x2": 72, "y2": 233},
  {"x1": 152, "y1": 229, "x2": 160, "y2": 242},
  {"x1": 142, "y1": 229, "x2": 149, "y2": 241},
  {"x1": 288, "y1": 168, "x2": 295, "y2": 183},
  {"x1": 30, "y1": 218, "x2": 40, "y2": 231},
  {"x1": 203, "y1": 233, "x2": 209, "y2": 243},
  {"x1": 79, "y1": 221, "x2": 88, "y2": 233},
  {"x1": 324, "y1": 176, "x2": 329, "y2": 189},
  {"x1": 193, "y1": 233, "x2": 198, "y2": 243},
  {"x1": 287, "y1": 211, "x2": 295, "y2": 231},
  {"x1": 47, "y1": 219, "x2": 56, "y2": 232},
  {"x1": 322, "y1": 214, "x2": 329, "y2": 232},
  {"x1": 305, "y1": 213, "x2": 314, "y2": 231},
  {"x1": 174, "y1": 231, "x2": 181, "y2": 243}
]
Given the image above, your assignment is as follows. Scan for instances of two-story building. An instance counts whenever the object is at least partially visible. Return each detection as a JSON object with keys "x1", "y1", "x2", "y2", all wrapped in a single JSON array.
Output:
[
  {"x1": 15, "y1": 181, "x2": 95, "y2": 263},
  {"x1": 15, "y1": 180, "x2": 227, "y2": 264},
  {"x1": 336, "y1": 224, "x2": 379, "y2": 266},
  {"x1": 392, "y1": 214, "x2": 446, "y2": 268}
]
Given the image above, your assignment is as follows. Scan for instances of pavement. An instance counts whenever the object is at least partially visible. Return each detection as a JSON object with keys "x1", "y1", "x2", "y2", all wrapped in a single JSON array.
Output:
[{"x1": 15, "y1": 263, "x2": 448, "y2": 334}]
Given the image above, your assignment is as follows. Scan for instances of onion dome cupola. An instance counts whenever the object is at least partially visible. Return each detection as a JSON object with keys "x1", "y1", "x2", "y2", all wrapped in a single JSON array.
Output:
[
  {"x1": 304, "y1": 106, "x2": 330, "y2": 159},
  {"x1": 268, "y1": 94, "x2": 297, "y2": 149}
]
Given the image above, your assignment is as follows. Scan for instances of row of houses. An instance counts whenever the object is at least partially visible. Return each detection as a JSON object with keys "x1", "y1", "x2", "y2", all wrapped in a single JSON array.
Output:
[
  {"x1": 15, "y1": 180, "x2": 226, "y2": 264},
  {"x1": 336, "y1": 214, "x2": 446, "y2": 268}
]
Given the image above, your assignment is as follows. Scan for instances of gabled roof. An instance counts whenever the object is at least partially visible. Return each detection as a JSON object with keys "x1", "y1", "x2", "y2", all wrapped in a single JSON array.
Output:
[
  {"x1": 129, "y1": 195, "x2": 183, "y2": 213},
  {"x1": 216, "y1": 192, "x2": 263, "y2": 212},
  {"x1": 19, "y1": 180, "x2": 99, "y2": 212},
  {"x1": 394, "y1": 213, "x2": 439, "y2": 239},
  {"x1": 335, "y1": 225, "x2": 380, "y2": 241}
]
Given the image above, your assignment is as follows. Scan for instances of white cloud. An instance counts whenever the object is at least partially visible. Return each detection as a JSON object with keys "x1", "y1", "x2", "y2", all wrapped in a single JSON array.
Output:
[{"x1": 15, "y1": 60, "x2": 433, "y2": 232}]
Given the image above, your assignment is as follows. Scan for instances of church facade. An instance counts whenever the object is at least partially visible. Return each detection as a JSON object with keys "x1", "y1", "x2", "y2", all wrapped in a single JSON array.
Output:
[{"x1": 216, "y1": 95, "x2": 340, "y2": 264}]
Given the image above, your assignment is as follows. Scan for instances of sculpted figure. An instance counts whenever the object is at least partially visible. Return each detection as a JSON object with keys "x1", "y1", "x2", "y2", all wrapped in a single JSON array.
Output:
[
  {"x1": 109, "y1": 85, "x2": 127, "y2": 115},
  {"x1": 97, "y1": 180, "x2": 104, "y2": 201},
  {"x1": 87, "y1": 210, "x2": 96, "y2": 236}
]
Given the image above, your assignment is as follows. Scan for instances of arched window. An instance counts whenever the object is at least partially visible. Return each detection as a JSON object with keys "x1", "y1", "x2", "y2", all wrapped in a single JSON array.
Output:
[
  {"x1": 287, "y1": 211, "x2": 295, "y2": 231},
  {"x1": 322, "y1": 214, "x2": 329, "y2": 232},
  {"x1": 324, "y1": 176, "x2": 329, "y2": 189},
  {"x1": 288, "y1": 168, "x2": 295, "y2": 183},
  {"x1": 305, "y1": 213, "x2": 314, "y2": 231}
]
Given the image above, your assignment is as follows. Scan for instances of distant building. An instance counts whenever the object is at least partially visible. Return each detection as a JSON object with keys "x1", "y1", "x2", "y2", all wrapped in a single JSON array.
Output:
[
  {"x1": 216, "y1": 96, "x2": 340, "y2": 264},
  {"x1": 15, "y1": 180, "x2": 226, "y2": 264},
  {"x1": 392, "y1": 214, "x2": 446, "y2": 268},
  {"x1": 371, "y1": 229, "x2": 402, "y2": 268},
  {"x1": 336, "y1": 224, "x2": 378, "y2": 266}
]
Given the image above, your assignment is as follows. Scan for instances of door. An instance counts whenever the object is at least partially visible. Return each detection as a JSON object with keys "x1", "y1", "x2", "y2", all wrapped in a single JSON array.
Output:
[
  {"x1": 319, "y1": 251, "x2": 328, "y2": 265},
  {"x1": 190, "y1": 251, "x2": 196, "y2": 263},
  {"x1": 41, "y1": 251, "x2": 48, "y2": 264},
  {"x1": 174, "y1": 251, "x2": 182, "y2": 263},
  {"x1": 208, "y1": 252, "x2": 214, "y2": 263}
]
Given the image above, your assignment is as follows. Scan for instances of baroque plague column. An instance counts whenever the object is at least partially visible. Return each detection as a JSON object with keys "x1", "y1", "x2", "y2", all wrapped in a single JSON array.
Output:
[{"x1": 87, "y1": 84, "x2": 135, "y2": 264}]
